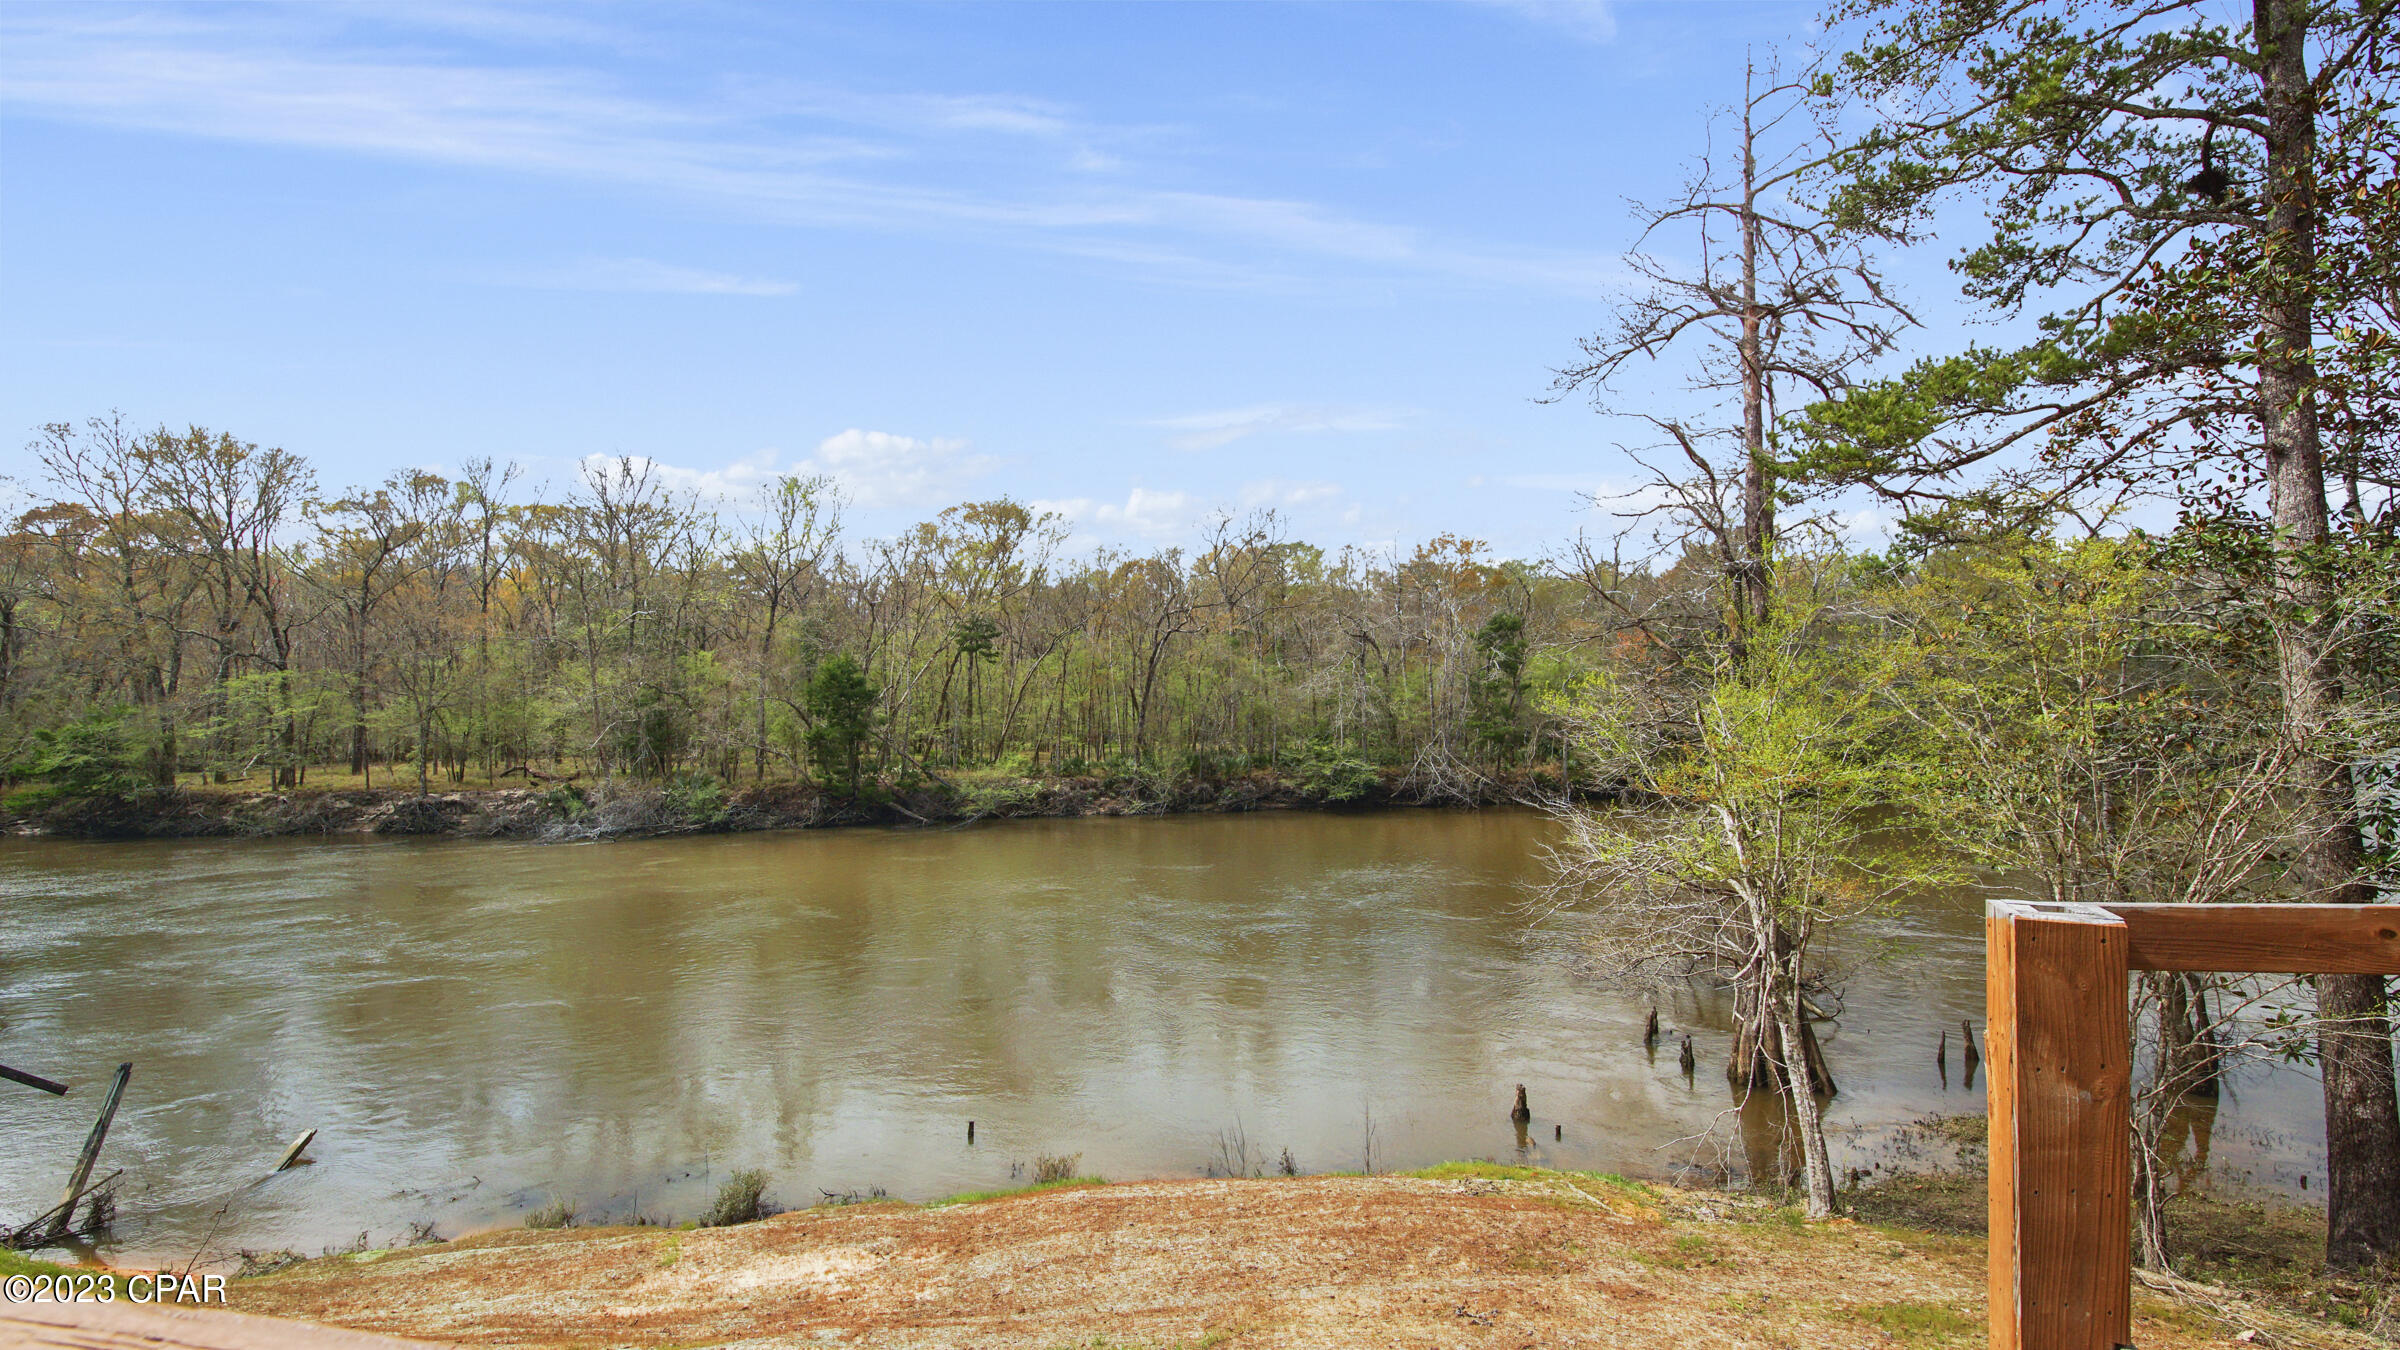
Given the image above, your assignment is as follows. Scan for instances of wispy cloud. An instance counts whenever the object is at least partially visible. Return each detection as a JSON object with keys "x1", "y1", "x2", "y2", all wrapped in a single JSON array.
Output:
[
  {"x1": 1239, "y1": 478, "x2": 1343, "y2": 509},
  {"x1": 1149, "y1": 402, "x2": 1410, "y2": 451},
  {"x1": 0, "y1": 9, "x2": 1624, "y2": 295},
  {"x1": 498, "y1": 256, "x2": 797, "y2": 296},
  {"x1": 1470, "y1": 0, "x2": 1620, "y2": 44}
]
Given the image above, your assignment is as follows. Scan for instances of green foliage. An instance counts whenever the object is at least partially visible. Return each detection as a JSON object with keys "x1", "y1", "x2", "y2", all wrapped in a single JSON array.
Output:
[
  {"x1": 11, "y1": 706, "x2": 150, "y2": 798},
  {"x1": 542, "y1": 783, "x2": 591, "y2": 820},
  {"x1": 803, "y1": 654, "x2": 880, "y2": 798},
  {"x1": 616, "y1": 684, "x2": 691, "y2": 779},
  {"x1": 1467, "y1": 611, "x2": 1530, "y2": 763},
  {"x1": 1290, "y1": 739, "x2": 1378, "y2": 802},
  {"x1": 662, "y1": 771, "x2": 725, "y2": 824},
  {"x1": 1879, "y1": 532, "x2": 2292, "y2": 909}
]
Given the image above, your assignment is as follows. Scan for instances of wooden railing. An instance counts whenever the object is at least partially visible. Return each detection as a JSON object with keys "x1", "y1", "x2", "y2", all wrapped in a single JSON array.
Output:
[{"x1": 1985, "y1": 899, "x2": 2400, "y2": 1350}]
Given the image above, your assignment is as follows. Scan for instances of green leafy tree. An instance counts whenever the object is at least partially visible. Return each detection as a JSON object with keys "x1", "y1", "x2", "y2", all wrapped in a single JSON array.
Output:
[
  {"x1": 1466, "y1": 612, "x2": 1530, "y2": 764},
  {"x1": 1546, "y1": 589, "x2": 1946, "y2": 1219},
  {"x1": 804, "y1": 654, "x2": 879, "y2": 798},
  {"x1": 1808, "y1": 0, "x2": 2400, "y2": 1265}
]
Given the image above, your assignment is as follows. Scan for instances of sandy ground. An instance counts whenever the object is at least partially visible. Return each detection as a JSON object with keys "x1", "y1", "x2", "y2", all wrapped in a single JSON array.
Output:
[{"x1": 222, "y1": 1170, "x2": 2383, "y2": 1350}]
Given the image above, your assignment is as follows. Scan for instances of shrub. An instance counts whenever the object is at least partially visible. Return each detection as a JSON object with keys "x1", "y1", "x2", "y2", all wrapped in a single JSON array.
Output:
[
  {"x1": 543, "y1": 784, "x2": 591, "y2": 820},
  {"x1": 1291, "y1": 739, "x2": 1378, "y2": 802},
  {"x1": 663, "y1": 771, "x2": 725, "y2": 824},
  {"x1": 1030, "y1": 1153, "x2": 1083, "y2": 1185},
  {"x1": 701, "y1": 1169, "x2": 769, "y2": 1227},
  {"x1": 11, "y1": 707, "x2": 151, "y2": 798},
  {"x1": 524, "y1": 1196, "x2": 576, "y2": 1229}
]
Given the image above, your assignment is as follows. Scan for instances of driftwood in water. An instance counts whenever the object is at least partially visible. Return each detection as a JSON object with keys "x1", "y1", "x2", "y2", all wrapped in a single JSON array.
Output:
[
  {"x1": 1678, "y1": 1035, "x2": 1696, "y2": 1075},
  {"x1": 5, "y1": 1169, "x2": 121, "y2": 1249},
  {"x1": 274, "y1": 1129, "x2": 317, "y2": 1172},
  {"x1": 2, "y1": 1063, "x2": 69, "y2": 1096},
  {"x1": 1508, "y1": 1084, "x2": 1531, "y2": 1124},
  {"x1": 1553, "y1": 1124, "x2": 1561, "y2": 1141},
  {"x1": 1643, "y1": 1009, "x2": 1659, "y2": 1046},
  {"x1": 1959, "y1": 1020, "x2": 1980, "y2": 1071},
  {"x1": 48, "y1": 1063, "x2": 129, "y2": 1240},
  {"x1": 967, "y1": 1120, "x2": 975, "y2": 1144}
]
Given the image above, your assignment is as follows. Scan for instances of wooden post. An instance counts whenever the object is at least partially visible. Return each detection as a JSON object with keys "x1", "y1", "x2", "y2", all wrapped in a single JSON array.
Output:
[
  {"x1": 48, "y1": 1063, "x2": 130, "y2": 1241},
  {"x1": 1987, "y1": 902, "x2": 2130, "y2": 1350}
]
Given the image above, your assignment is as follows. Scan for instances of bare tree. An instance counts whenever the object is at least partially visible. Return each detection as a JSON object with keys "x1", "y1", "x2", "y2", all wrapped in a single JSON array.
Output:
[{"x1": 1550, "y1": 55, "x2": 1911, "y2": 652}]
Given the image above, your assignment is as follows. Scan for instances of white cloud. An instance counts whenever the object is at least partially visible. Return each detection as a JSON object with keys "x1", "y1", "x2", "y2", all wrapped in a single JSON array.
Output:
[
  {"x1": 499, "y1": 256, "x2": 796, "y2": 296},
  {"x1": 572, "y1": 429, "x2": 990, "y2": 510},
  {"x1": 573, "y1": 449, "x2": 782, "y2": 502},
  {"x1": 1149, "y1": 402, "x2": 1409, "y2": 451},
  {"x1": 1239, "y1": 478, "x2": 1343, "y2": 510},
  {"x1": 1033, "y1": 487, "x2": 1205, "y2": 541},
  {"x1": 799, "y1": 429, "x2": 995, "y2": 510}
]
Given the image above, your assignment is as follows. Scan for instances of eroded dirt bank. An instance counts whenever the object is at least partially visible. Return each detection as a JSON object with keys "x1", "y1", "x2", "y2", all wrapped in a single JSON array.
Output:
[
  {"x1": 228, "y1": 1171, "x2": 2378, "y2": 1350},
  {"x1": 4, "y1": 773, "x2": 1558, "y2": 842}
]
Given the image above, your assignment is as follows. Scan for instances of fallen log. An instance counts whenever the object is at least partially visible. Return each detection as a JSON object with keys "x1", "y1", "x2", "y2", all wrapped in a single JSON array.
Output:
[{"x1": 1, "y1": 1062, "x2": 70, "y2": 1096}]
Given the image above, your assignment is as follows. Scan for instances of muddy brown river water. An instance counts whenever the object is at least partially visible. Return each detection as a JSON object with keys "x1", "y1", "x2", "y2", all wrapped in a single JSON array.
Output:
[{"x1": 0, "y1": 808, "x2": 2328, "y2": 1264}]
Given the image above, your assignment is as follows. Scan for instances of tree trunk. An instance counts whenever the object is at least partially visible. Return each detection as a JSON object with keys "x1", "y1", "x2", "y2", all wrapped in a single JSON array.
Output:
[
  {"x1": 2159, "y1": 972, "x2": 2220, "y2": 1100},
  {"x1": 2255, "y1": 0, "x2": 2400, "y2": 1268},
  {"x1": 1735, "y1": 60, "x2": 1773, "y2": 644},
  {"x1": 1728, "y1": 924, "x2": 1835, "y2": 1096},
  {"x1": 1769, "y1": 976, "x2": 1837, "y2": 1218}
]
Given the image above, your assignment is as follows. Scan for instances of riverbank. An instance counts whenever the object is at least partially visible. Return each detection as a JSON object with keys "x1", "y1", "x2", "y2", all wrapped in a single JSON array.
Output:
[
  {"x1": 1, "y1": 768, "x2": 1560, "y2": 842},
  {"x1": 205, "y1": 1165, "x2": 2387, "y2": 1349}
]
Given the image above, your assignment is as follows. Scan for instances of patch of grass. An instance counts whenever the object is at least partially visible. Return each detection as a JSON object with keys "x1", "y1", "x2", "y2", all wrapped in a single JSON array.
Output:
[
  {"x1": 2156, "y1": 1190, "x2": 2323, "y2": 1286},
  {"x1": 1031, "y1": 1153, "x2": 1083, "y2": 1185},
  {"x1": 1043, "y1": 1334, "x2": 1234, "y2": 1350},
  {"x1": 1635, "y1": 1232, "x2": 1728, "y2": 1271},
  {"x1": 0, "y1": 1249, "x2": 127, "y2": 1299},
  {"x1": 700, "y1": 1169, "x2": 769, "y2": 1227},
  {"x1": 1850, "y1": 1169, "x2": 1987, "y2": 1237},
  {"x1": 928, "y1": 1176, "x2": 1109, "y2": 1208},
  {"x1": 1847, "y1": 1300, "x2": 1979, "y2": 1346},
  {"x1": 653, "y1": 1235, "x2": 681, "y2": 1269},
  {"x1": 1749, "y1": 1204, "x2": 1809, "y2": 1231},
  {"x1": 1406, "y1": 1161, "x2": 1549, "y2": 1183}
]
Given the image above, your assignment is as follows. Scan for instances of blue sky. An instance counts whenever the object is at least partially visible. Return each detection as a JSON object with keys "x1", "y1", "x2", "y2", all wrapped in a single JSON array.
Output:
[{"x1": 1, "y1": 1, "x2": 1922, "y2": 556}]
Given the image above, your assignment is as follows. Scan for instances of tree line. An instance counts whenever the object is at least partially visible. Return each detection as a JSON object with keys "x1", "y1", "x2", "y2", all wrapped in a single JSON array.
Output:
[{"x1": 0, "y1": 425, "x2": 1580, "y2": 800}]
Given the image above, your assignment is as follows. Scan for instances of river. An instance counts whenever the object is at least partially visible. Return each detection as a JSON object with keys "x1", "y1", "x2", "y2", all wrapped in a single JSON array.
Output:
[{"x1": 0, "y1": 807, "x2": 2327, "y2": 1264}]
